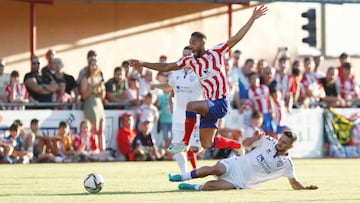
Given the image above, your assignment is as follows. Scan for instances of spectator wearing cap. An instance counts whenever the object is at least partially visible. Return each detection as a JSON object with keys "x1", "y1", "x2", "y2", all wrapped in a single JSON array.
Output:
[
  {"x1": 105, "y1": 66, "x2": 129, "y2": 109},
  {"x1": 0, "y1": 59, "x2": 10, "y2": 105},
  {"x1": 126, "y1": 72, "x2": 141, "y2": 109},
  {"x1": 117, "y1": 112, "x2": 137, "y2": 161},
  {"x1": 24, "y1": 56, "x2": 59, "y2": 107},
  {"x1": 5, "y1": 70, "x2": 29, "y2": 110},
  {"x1": 131, "y1": 117, "x2": 164, "y2": 161},
  {"x1": 41, "y1": 49, "x2": 56, "y2": 84},
  {"x1": 52, "y1": 58, "x2": 77, "y2": 98},
  {"x1": 335, "y1": 62, "x2": 360, "y2": 107}
]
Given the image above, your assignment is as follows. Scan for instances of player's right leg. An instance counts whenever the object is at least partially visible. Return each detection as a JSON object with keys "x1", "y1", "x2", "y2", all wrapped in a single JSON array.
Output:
[
  {"x1": 178, "y1": 179, "x2": 235, "y2": 191},
  {"x1": 167, "y1": 100, "x2": 209, "y2": 154}
]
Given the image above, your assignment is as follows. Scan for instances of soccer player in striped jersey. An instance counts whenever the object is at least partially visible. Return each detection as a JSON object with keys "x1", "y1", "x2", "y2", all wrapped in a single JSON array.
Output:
[{"x1": 130, "y1": 5, "x2": 267, "y2": 154}]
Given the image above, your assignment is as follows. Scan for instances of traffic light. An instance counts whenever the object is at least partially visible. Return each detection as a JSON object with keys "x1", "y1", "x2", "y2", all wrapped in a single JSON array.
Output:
[{"x1": 301, "y1": 8, "x2": 316, "y2": 47}]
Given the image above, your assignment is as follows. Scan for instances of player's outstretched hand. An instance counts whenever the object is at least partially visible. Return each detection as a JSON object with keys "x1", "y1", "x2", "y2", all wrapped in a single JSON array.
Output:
[
  {"x1": 252, "y1": 5, "x2": 268, "y2": 20},
  {"x1": 253, "y1": 129, "x2": 264, "y2": 141},
  {"x1": 128, "y1": 59, "x2": 143, "y2": 69},
  {"x1": 305, "y1": 185, "x2": 319, "y2": 190}
]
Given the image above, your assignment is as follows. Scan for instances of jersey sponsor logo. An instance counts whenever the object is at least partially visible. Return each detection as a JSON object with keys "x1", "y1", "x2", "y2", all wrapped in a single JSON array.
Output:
[
  {"x1": 256, "y1": 154, "x2": 272, "y2": 174},
  {"x1": 277, "y1": 160, "x2": 284, "y2": 167}
]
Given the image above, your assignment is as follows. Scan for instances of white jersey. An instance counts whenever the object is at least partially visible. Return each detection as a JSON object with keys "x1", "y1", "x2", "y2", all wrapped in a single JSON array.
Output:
[
  {"x1": 168, "y1": 69, "x2": 204, "y2": 124},
  {"x1": 219, "y1": 136, "x2": 296, "y2": 189},
  {"x1": 168, "y1": 69, "x2": 203, "y2": 147}
]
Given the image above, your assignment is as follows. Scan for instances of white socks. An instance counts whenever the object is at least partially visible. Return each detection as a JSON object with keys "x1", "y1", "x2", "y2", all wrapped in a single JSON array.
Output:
[{"x1": 174, "y1": 152, "x2": 187, "y2": 174}]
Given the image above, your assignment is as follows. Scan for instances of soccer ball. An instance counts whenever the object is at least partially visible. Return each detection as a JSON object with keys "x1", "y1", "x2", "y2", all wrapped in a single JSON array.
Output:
[{"x1": 83, "y1": 173, "x2": 104, "y2": 193}]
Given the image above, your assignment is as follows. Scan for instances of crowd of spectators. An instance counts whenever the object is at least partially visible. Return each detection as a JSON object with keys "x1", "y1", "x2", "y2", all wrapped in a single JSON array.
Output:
[{"x1": 0, "y1": 48, "x2": 357, "y2": 163}]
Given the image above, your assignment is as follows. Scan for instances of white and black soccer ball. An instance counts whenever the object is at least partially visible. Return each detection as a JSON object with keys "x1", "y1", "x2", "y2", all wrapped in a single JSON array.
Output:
[{"x1": 83, "y1": 173, "x2": 104, "y2": 193}]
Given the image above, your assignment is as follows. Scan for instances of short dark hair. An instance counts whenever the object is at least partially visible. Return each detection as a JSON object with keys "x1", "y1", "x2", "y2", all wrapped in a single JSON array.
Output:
[
  {"x1": 30, "y1": 118, "x2": 39, "y2": 126},
  {"x1": 283, "y1": 130, "x2": 297, "y2": 144},
  {"x1": 251, "y1": 110, "x2": 263, "y2": 119},
  {"x1": 87, "y1": 50, "x2": 97, "y2": 58},
  {"x1": 122, "y1": 60, "x2": 129, "y2": 66},
  {"x1": 191, "y1": 32, "x2": 207, "y2": 41},
  {"x1": 12, "y1": 119, "x2": 23, "y2": 127},
  {"x1": 339, "y1": 52, "x2": 348, "y2": 59},
  {"x1": 59, "y1": 121, "x2": 69, "y2": 128},
  {"x1": 9, "y1": 123, "x2": 19, "y2": 132},
  {"x1": 10, "y1": 70, "x2": 19, "y2": 78},
  {"x1": 343, "y1": 62, "x2": 351, "y2": 69},
  {"x1": 114, "y1": 66, "x2": 124, "y2": 74},
  {"x1": 183, "y1": 46, "x2": 191, "y2": 51}
]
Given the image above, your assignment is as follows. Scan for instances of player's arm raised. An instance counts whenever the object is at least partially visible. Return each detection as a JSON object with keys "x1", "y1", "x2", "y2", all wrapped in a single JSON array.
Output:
[
  {"x1": 227, "y1": 5, "x2": 267, "y2": 49},
  {"x1": 129, "y1": 59, "x2": 180, "y2": 72},
  {"x1": 288, "y1": 178, "x2": 319, "y2": 190}
]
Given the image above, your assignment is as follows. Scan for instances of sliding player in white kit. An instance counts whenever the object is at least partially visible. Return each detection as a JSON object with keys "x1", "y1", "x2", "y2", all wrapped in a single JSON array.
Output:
[
  {"x1": 168, "y1": 130, "x2": 318, "y2": 191},
  {"x1": 168, "y1": 47, "x2": 203, "y2": 173}
]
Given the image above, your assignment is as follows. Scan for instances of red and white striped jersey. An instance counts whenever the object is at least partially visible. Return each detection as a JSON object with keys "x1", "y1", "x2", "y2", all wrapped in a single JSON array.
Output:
[
  {"x1": 177, "y1": 42, "x2": 229, "y2": 101},
  {"x1": 5, "y1": 83, "x2": 28, "y2": 110},
  {"x1": 336, "y1": 76, "x2": 360, "y2": 101},
  {"x1": 275, "y1": 72, "x2": 291, "y2": 100},
  {"x1": 248, "y1": 84, "x2": 271, "y2": 113}
]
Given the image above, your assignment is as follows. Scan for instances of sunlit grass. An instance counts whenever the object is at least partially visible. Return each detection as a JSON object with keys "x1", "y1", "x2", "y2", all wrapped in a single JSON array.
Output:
[{"x1": 1, "y1": 159, "x2": 360, "y2": 203}]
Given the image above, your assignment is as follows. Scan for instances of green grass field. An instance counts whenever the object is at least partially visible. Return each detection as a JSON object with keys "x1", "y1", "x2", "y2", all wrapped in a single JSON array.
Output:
[{"x1": 1, "y1": 159, "x2": 360, "y2": 203}]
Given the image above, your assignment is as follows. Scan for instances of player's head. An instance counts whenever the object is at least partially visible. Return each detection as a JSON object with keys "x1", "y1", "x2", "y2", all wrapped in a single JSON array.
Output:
[
  {"x1": 251, "y1": 110, "x2": 263, "y2": 128},
  {"x1": 189, "y1": 32, "x2": 206, "y2": 58},
  {"x1": 276, "y1": 130, "x2": 297, "y2": 153}
]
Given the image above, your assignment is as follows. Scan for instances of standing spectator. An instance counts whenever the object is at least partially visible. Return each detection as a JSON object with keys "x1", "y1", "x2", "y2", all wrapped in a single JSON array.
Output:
[
  {"x1": 156, "y1": 84, "x2": 173, "y2": 149},
  {"x1": 0, "y1": 59, "x2": 10, "y2": 105},
  {"x1": 77, "y1": 50, "x2": 103, "y2": 85},
  {"x1": 24, "y1": 56, "x2": 58, "y2": 106},
  {"x1": 126, "y1": 72, "x2": 141, "y2": 109},
  {"x1": 41, "y1": 49, "x2": 56, "y2": 84},
  {"x1": 336, "y1": 52, "x2": 349, "y2": 79},
  {"x1": 313, "y1": 54, "x2": 325, "y2": 79},
  {"x1": 243, "y1": 110, "x2": 264, "y2": 152},
  {"x1": 105, "y1": 66, "x2": 129, "y2": 108},
  {"x1": 289, "y1": 61, "x2": 302, "y2": 108},
  {"x1": 300, "y1": 57, "x2": 325, "y2": 108},
  {"x1": 6, "y1": 70, "x2": 29, "y2": 110},
  {"x1": 79, "y1": 58, "x2": 106, "y2": 151},
  {"x1": 122, "y1": 60, "x2": 131, "y2": 79},
  {"x1": 132, "y1": 118, "x2": 164, "y2": 161},
  {"x1": 117, "y1": 112, "x2": 137, "y2": 161},
  {"x1": 248, "y1": 72, "x2": 276, "y2": 138}
]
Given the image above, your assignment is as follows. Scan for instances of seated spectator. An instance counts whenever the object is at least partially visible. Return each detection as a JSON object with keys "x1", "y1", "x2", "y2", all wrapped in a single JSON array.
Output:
[
  {"x1": 4, "y1": 124, "x2": 32, "y2": 164},
  {"x1": 52, "y1": 78, "x2": 72, "y2": 110},
  {"x1": 0, "y1": 59, "x2": 10, "y2": 106},
  {"x1": 105, "y1": 66, "x2": 129, "y2": 108},
  {"x1": 336, "y1": 62, "x2": 360, "y2": 107},
  {"x1": 132, "y1": 118, "x2": 164, "y2": 161},
  {"x1": 53, "y1": 121, "x2": 74, "y2": 162},
  {"x1": 73, "y1": 120, "x2": 113, "y2": 162},
  {"x1": 319, "y1": 67, "x2": 345, "y2": 107},
  {"x1": 30, "y1": 118, "x2": 59, "y2": 163},
  {"x1": 24, "y1": 56, "x2": 58, "y2": 107},
  {"x1": 6, "y1": 70, "x2": 29, "y2": 110},
  {"x1": 12, "y1": 119, "x2": 34, "y2": 159},
  {"x1": 117, "y1": 112, "x2": 137, "y2": 161}
]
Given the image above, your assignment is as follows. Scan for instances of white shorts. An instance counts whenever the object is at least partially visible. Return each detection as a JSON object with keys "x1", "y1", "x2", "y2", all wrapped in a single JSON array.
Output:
[
  {"x1": 171, "y1": 123, "x2": 201, "y2": 148},
  {"x1": 219, "y1": 156, "x2": 245, "y2": 189}
]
